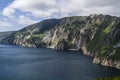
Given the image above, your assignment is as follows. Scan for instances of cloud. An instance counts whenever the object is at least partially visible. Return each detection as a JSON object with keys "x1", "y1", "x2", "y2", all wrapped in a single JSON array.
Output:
[
  {"x1": 2, "y1": 0, "x2": 120, "y2": 19},
  {"x1": 17, "y1": 15, "x2": 38, "y2": 25},
  {"x1": 84, "y1": 0, "x2": 120, "y2": 8},
  {"x1": 2, "y1": 7, "x2": 15, "y2": 18},
  {"x1": 1, "y1": 0, "x2": 120, "y2": 32},
  {"x1": 3, "y1": 0, "x2": 57, "y2": 18},
  {"x1": 0, "y1": 21, "x2": 12, "y2": 27}
]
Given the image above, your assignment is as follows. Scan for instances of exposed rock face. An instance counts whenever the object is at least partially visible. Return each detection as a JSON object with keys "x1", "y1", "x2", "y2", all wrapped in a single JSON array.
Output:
[
  {"x1": 54, "y1": 39, "x2": 68, "y2": 50},
  {"x1": 1, "y1": 14, "x2": 120, "y2": 69},
  {"x1": 93, "y1": 57, "x2": 120, "y2": 69}
]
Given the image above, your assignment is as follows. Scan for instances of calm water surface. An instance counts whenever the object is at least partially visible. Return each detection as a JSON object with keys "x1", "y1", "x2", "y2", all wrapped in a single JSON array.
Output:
[{"x1": 0, "y1": 44, "x2": 120, "y2": 80}]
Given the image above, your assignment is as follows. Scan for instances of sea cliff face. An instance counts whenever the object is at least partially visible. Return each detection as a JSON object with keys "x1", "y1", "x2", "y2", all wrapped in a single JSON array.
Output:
[
  {"x1": 0, "y1": 31, "x2": 14, "y2": 42},
  {"x1": 93, "y1": 57, "x2": 120, "y2": 69},
  {"x1": 1, "y1": 14, "x2": 120, "y2": 69}
]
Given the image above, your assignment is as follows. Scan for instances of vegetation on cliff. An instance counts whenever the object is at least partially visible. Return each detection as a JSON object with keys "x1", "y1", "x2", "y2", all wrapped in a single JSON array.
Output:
[
  {"x1": 0, "y1": 31, "x2": 14, "y2": 42},
  {"x1": 0, "y1": 14, "x2": 120, "y2": 69}
]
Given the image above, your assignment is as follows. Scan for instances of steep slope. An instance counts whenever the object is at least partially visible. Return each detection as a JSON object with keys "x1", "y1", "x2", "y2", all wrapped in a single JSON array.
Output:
[
  {"x1": 1, "y1": 14, "x2": 120, "y2": 69},
  {"x1": 0, "y1": 31, "x2": 14, "y2": 42}
]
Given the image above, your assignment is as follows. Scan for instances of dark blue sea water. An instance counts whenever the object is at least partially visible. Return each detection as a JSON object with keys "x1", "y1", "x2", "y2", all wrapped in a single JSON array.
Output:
[{"x1": 0, "y1": 44, "x2": 120, "y2": 80}]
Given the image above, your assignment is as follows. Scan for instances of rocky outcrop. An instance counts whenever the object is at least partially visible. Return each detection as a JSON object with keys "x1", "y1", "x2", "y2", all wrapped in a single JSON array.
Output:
[
  {"x1": 93, "y1": 57, "x2": 120, "y2": 69},
  {"x1": 54, "y1": 39, "x2": 68, "y2": 50},
  {"x1": 1, "y1": 14, "x2": 120, "y2": 69}
]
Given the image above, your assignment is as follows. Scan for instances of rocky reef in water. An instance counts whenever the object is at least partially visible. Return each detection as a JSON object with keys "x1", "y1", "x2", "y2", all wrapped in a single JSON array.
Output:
[{"x1": 1, "y1": 14, "x2": 120, "y2": 69}]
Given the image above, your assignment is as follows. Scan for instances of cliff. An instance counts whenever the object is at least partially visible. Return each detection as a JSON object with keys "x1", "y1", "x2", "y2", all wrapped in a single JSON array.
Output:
[
  {"x1": 0, "y1": 31, "x2": 14, "y2": 42},
  {"x1": 1, "y1": 14, "x2": 120, "y2": 69}
]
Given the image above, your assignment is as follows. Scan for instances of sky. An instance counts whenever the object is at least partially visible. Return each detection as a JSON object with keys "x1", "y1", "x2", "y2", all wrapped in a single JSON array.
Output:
[{"x1": 0, "y1": 0, "x2": 120, "y2": 32}]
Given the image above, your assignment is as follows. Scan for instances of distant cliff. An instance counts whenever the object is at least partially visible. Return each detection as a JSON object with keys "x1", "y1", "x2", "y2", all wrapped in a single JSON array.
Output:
[
  {"x1": 1, "y1": 14, "x2": 120, "y2": 69},
  {"x1": 0, "y1": 31, "x2": 14, "y2": 42}
]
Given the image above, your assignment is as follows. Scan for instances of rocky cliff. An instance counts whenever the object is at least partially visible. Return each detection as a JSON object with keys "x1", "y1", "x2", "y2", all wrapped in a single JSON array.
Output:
[
  {"x1": 1, "y1": 14, "x2": 120, "y2": 69},
  {"x1": 0, "y1": 31, "x2": 14, "y2": 42}
]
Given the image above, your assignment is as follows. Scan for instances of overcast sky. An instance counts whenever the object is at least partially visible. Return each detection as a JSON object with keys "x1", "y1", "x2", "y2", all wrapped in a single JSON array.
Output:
[{"x1": 0, "y1": 0, "x2": 120, "y2": 32}]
